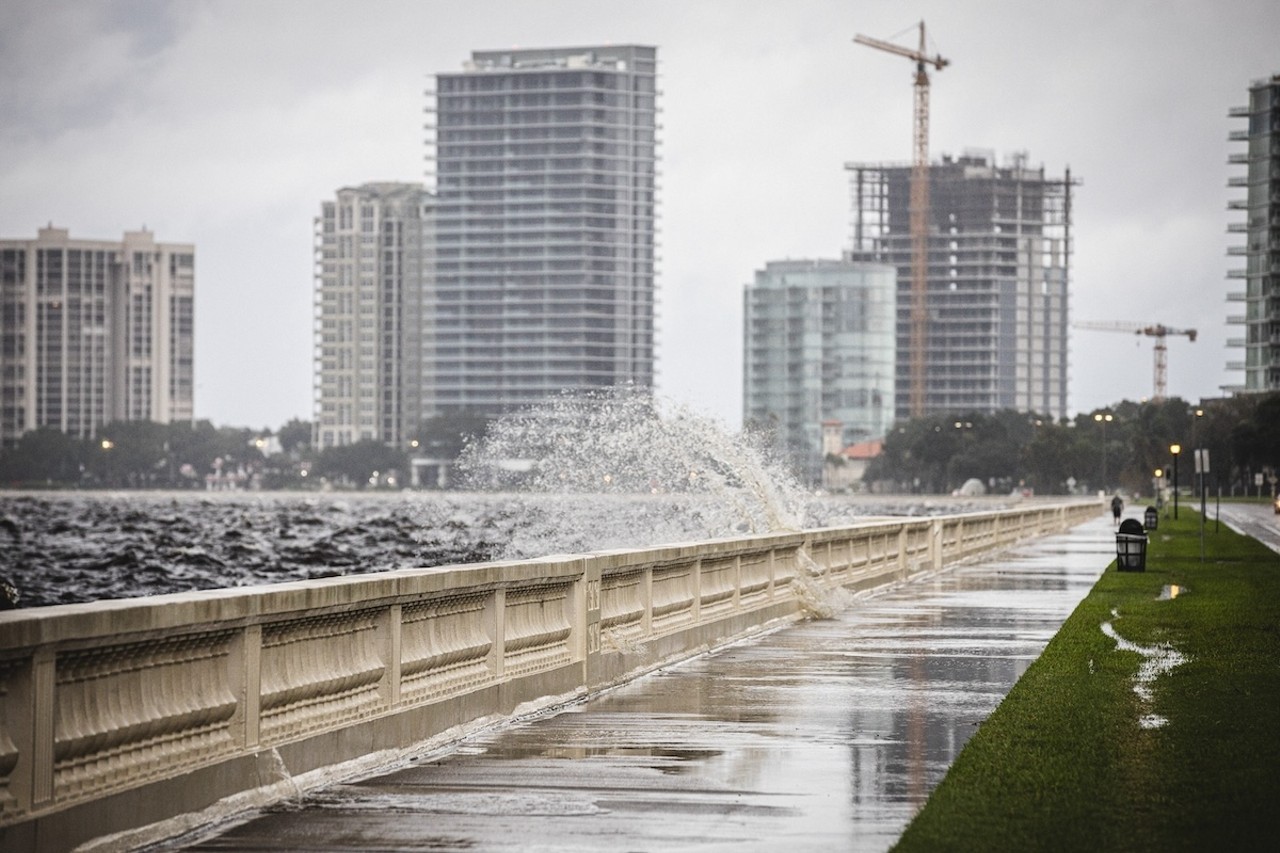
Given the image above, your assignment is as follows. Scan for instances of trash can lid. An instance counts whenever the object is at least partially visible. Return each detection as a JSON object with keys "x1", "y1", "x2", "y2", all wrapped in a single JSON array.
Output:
[{"x1": 1118, "y1": 519, "x2": 1145, "y2": 536}]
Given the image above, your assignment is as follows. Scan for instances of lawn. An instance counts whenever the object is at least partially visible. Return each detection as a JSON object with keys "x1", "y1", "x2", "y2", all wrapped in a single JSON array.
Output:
[{"x1": 892, "y1": 510, "x2": 1280, "y2": 852}]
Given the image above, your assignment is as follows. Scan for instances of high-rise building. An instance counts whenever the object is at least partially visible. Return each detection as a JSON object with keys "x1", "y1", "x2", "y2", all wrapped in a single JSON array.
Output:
[
  {"x1": 425, "y1": 45, "x2": 658, "y2": 415},
  {"x1": 1225, "y1": 74, "x2": 1280, "y2": 393},
  {"x1": 0, "y1": 226, "x2": 193, "y2": 447},
  {"x1": 846, "y1": 151, "x2": 1072, "y2": 421},
  {"x1": 313, "y1": 183, "x2": 431, "y2": 449},
  {"x1": 743, "y1": 258, "x2": 896, "y2": 481}
]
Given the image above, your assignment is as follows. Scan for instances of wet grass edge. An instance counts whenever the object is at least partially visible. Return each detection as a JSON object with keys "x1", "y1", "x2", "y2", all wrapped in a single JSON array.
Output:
[{"x1": 891, "y1": 510, "x2": 1280, "y2": 853}]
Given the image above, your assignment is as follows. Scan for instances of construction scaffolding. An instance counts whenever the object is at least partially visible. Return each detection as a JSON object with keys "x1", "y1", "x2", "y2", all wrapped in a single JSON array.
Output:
[{"x1": 846, "y1": 151, "x2": 1077, "y2": 421}]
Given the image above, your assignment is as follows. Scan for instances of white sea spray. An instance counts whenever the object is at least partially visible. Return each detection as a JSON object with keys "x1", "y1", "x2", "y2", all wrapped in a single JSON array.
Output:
[{"x1": 457, "y1": 387, "x2": 809, "y2": 558}]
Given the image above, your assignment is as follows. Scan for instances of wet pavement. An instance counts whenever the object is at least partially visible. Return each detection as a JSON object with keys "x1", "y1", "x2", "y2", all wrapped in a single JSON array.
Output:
[
  {"x1": 1213, "y1": 500, "x2": 1280, "y2": 553},
  {"x1": 175, "y1": 511, "x2": 1117, "y2": 852}
]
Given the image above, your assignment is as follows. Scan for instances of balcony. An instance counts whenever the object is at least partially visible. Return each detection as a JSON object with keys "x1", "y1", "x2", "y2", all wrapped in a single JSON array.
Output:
[{"x1": 1228, "y1": 106, "x2": 1251, "y2": 117}]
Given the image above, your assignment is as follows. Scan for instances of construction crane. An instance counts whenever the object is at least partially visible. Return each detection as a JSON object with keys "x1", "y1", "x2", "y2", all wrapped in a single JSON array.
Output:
[
  {"x1": 1073, "y1": 321, "x2": 1198, "y2": 401},
  {"x1": 855, "y1": 22, "x2": 949, "y2": 417}
]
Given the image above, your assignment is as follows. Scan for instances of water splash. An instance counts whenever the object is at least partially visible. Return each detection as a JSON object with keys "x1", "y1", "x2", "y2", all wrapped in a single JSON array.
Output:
[
  {"x1": 790, "y1": 548, "x2": 855, "y2": 618},
  {"x1": 458, "y1": 388, "x2": 808, "y2": 558}
]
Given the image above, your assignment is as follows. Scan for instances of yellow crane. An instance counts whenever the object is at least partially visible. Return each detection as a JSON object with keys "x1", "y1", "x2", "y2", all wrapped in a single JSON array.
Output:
[
  {"x1": 1073, "y1": 321, "x2": 1198, "y2": 401},
  {"x1": 854, "y1": 22, "x2": 949, "y2": 417}
]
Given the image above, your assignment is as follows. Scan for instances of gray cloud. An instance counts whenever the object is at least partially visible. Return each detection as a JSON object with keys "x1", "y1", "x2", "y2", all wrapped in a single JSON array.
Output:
[{"x1": 1, "y1": 0, "x2": 1277, "y2": 429}]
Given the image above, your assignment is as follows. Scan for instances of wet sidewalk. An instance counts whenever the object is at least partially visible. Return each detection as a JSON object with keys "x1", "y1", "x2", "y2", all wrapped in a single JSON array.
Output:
[{"x1": 174, "y1": 511, "x2": 1117, "y2": 852}]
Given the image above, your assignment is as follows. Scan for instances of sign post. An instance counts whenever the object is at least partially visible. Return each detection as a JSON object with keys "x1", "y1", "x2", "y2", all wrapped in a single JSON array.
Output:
[{"x1": 1195, "y1": 449, "x2": 1209, "y2": 563}]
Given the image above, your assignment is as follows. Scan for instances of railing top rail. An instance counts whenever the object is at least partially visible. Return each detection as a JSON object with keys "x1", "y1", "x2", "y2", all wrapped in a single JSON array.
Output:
[{"x1": 0, "y1": 554, "x2": 587, "y2": 652}]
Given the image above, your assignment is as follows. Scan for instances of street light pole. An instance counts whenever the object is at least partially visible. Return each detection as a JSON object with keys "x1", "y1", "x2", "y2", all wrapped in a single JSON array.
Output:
[
  {"x1": 1171, "y1": 444, "x2": 1182, "y2": 520},
  {"x1": 1094, "y1": 412, "x2": 1113, "y2": 491}
]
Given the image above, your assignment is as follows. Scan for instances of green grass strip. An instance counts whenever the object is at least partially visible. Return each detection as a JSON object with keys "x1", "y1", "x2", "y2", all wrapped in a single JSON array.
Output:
[{"x1": 892, "y1": 511, "x2": 1280, "y2": 853}]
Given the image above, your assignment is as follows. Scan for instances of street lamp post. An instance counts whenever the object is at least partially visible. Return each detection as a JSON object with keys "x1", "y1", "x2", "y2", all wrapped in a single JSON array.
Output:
[
  {"x1": 1171, "y1": 444, "x2": 1182, "y2": 519},
  {"x1": 1154, "y1": 468, "x2": 1164, "y2": 510},
  {"x1": 1194, "y1": 407, "x2": 1206, "y2": 511},
  {"x1": 1094, "y1": 412, "x2": 1113, "y2": 490}
]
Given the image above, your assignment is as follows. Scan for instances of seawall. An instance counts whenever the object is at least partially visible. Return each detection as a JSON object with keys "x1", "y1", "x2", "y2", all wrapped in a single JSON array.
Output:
[{"x1": 0, "y1": 500, "x2": 1100, "y2": 851}]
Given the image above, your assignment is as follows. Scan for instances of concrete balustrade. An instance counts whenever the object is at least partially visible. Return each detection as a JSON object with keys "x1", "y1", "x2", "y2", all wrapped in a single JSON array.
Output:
[{"x1": 0, "y1": 501, "x2": 1100, "y2": 852}]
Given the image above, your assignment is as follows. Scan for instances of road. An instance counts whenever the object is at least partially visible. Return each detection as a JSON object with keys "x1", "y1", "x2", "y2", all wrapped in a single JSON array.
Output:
[{"x1": 1210, "y1": 499, "x2": 1280, "y2": 553}]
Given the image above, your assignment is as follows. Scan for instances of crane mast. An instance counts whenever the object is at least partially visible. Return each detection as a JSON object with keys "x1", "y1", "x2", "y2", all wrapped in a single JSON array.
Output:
[{"x1": 854, "y1": 22, "x2": 948, "y2": 417}]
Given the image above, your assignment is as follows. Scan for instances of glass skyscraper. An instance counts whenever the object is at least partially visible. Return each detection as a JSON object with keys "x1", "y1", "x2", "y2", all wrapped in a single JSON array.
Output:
[
  {"x1": 743, "y1": 258, "x2": 897, "y2": 481},
  {"x1": 426, "y1": 45, "x2": 658, "y2": 415}
]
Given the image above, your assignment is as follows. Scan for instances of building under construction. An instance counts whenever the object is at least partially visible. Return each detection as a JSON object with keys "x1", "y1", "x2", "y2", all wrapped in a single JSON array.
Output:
[{"x1": 846, "y1": 150, "x2": 1074, "y2": 421}]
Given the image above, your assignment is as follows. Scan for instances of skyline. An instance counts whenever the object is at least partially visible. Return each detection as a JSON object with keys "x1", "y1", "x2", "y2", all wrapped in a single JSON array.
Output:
[{"x1": 2, "y1": 0, "x2": 1278, "y2": 431}]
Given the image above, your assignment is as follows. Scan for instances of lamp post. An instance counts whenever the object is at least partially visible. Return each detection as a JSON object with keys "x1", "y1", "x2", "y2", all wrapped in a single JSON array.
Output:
[
  {"x1": 1094, "y1": 412, "x2": 1113, "y2": 490},
  {"x1": 1171, "y1": 444, "x2": 1182, "y2": 519},
  {"x1": 1154, "y1": 468, "x2": 1164, "y2": 510},
  {"x1": 1193, "y1": 407, "x2": 1206, "y2": 508}
]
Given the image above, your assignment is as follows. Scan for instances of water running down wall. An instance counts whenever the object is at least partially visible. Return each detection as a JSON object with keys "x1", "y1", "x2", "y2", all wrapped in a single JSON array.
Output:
[{"x1": 0, "y1": 501, "x2": 1100, "y2": 852}]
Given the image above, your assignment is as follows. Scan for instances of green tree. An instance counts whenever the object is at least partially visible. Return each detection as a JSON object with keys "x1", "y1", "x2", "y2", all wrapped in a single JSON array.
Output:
[
  {"x1": 1223, "y1": 393, "x2": 1280, "y2": 493},
  {"x1": 411, "y1": 412, "x2": 493, "y2": 459},
  {"x1": 0, "y1": 427, "x2": 85, "y2": 486},
  {"x1": 86, "y1": 420, "x2": 170, "y2": 487},
  {"x1": 313, "y1": 440, "x2": 408, "y2": 488},
  {"x1": 1020, "y1": 417, "x2": 1074, "y2": 494},
  {"x1": 277, "y1": 418, "x2": 312, "y2": 455}
]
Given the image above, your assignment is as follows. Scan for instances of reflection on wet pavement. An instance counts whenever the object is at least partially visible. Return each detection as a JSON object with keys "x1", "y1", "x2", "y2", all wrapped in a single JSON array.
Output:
[
  {"x1": 1215, "y1": 502, "x2": 1280, "y2": 554},
  {"x1": 183, "y1": 513, "x2": 1114, "y2": 852}
]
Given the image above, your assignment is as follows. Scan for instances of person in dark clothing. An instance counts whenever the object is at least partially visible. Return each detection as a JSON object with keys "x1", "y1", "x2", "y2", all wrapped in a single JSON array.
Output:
[{"x1": 1111, "y1": 495, "x2": 1123, "y2": 525}]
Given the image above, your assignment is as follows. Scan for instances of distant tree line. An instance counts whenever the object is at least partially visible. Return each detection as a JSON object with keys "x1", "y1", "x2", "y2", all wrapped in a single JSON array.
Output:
[
  {"x1": 5, "y1": 396, "x2": 1280, "y2": 496},
  {"x1": 0, "y1": 412, "x2": 496, "y2": 491},
  {"x1": 864, "y1": 394, "x2": 1280, "y2": 496}
]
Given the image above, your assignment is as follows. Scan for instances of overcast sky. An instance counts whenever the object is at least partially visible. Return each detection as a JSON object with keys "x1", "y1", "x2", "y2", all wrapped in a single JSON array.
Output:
[{"x1": 2, "y1": 0, "x2": 1277, "y2": 431}]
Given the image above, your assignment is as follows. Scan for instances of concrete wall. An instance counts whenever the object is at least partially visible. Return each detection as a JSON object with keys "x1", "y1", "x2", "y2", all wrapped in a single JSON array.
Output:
[{"x1": 0, "y1": 501, "x2": 1100, "y2": 851}]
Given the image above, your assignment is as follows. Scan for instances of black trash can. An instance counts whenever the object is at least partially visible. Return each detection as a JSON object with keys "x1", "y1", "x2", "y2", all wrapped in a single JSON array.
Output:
[
  {"x1": 1144, "y1": 506, "x2": 1158, "y2": 531},
  {"x1": 1116, "y1": 518, "x2": 1147, "y2": 572}
]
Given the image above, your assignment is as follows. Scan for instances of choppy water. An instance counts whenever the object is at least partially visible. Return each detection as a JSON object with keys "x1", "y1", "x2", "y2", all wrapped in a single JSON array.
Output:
[
  {"x1": 0, "y1": 491, "x2": 1004, "y2": 610},
  {"x1": 0, "y1": 491, "x2": 508, "y2": 608}
]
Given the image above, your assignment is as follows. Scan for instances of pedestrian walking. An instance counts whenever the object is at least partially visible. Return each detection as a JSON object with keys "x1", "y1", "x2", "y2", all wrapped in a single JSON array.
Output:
[{"x1": 1111, "y1": 494, "x2": 1123, "y2": 526}]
